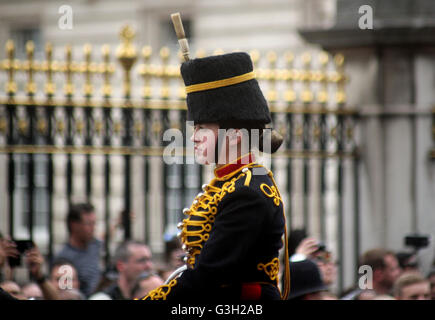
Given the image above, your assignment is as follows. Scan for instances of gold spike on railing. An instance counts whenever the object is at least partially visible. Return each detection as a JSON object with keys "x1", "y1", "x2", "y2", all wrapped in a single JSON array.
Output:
[
  {"x1": 249, "y1": 49, "x2": 260, "y2": 69},
  {"x1": 24, "y1": 41, "x2": 37, "y2": 98},
  {"x1": 284, "y1": 51, "x2": 296, "y2": 104},
  {"x1": 0, "y1": 114, "x2": 6, "y2": 135},
  {"x1": 100, "y1": 45, "x2": 114, "y2": 101},
  {"x1": 63, "y1": 44, "x2": 76, "y2": 99},
  {"x1": 301, "y1": 52, "x2": 313, "y2": 104},
  {"x1": 317, "y1": 51, "x2": 329, "y2": 105},
  {"x1": 159, "y1": 47, "x2": 170, "y2": 99},
  {"x1": 334, "y1": 53, "x2": 346, "y2": 106},
  {"x1": 196, "y1": 48, "x2": 206, "y2": 59},
  {"x1": 266, "y1": 51, "x2": 278, "y2": 102},
  {"x1": 213, "y1": 48, "x2": 224, "y2": 56},
  {"x1": 82, "y1": 43, "x2": 95, "y2": 100},
  {"x1": 5, "y1": 40, "x2": 18, "y2": 99},
  {"x1": 140, "y1": 46, "x2": 152, "y2": 100},
  {"x1": 117, "y1": 25, "x2": 137, "y2": 101},
  {"x1": 0, "y1": 31, "x2": 351, "y2": 113},
  {"x1": 43, "y1": 43, "x2": 57, "y2": 99}
]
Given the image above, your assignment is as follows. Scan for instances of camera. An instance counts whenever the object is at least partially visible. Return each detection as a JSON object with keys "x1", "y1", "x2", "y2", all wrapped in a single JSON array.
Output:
[
  {"x1": 7, "y1": 239, "x2": 35, "y2": 268},
  {"x1": 315, "y1": 242, "x2": 326, "y2": 252},
  {"x1": 404, "y1": 234, "x2": 430, "y2": 250}
]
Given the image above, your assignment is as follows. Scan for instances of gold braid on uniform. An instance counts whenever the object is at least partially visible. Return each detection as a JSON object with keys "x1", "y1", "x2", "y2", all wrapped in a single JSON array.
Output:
[
  {"x1": 142, "y1": 279, "x2": 177, "y2": 300},
  {"x1": 257, "y1": 257, "x2": 280, "y2": 282},
  {"x1": 180, "y1": 163, "x2": 259, "y2": 267},
  {"x1": 260, "y1": 184, "x2": 282, "y2": 206}
]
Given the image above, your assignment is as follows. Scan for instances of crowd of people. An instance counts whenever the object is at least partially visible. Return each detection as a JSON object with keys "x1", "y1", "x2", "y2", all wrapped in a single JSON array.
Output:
[
  {"x1": 1, "y1": 203, "x2": 434, "y2": 300},
  {"x1": 0, "y1": 203, "x2": 184, "y2": 300},
  {"x1": 283, "y1": 229, "x2": 435, "y2": 300}
]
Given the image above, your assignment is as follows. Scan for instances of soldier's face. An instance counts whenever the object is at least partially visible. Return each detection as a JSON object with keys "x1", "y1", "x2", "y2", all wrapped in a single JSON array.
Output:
[{"x1": 191, "y1": 123, "x2": 219, "y2": 165}]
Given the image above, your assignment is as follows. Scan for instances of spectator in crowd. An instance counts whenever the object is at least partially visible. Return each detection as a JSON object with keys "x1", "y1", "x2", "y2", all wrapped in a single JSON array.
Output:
[
  {"x1": 311, "y1": 246, "x2": 337, "y2": 287},
  {"x1": 156, "y1": 265, "x2": 175, "y2": 283},
  {"x1": 89, "y1": 240, "x2": 153, "y2": 300},
  {"x1": 58, "y1": 288, "x2": 86, "y2": 300},
  {"x1": 393, "y1": 272, "x2": 431, "y2": 300},
  {"x1": 92, "y1": 264, "x2": 118, "y2": 294},
  {"x1": 0, "y1": 233, "x2": 19, "y2": 281},
  {"x1": 359, "y1": 248, "x2": 401, "y2": 295},
  {"x1": 165, "y1": 236, "x2": 185, "y2": 270},
  {"x1": 23, "y1": 246, "x2": 59, "y2": 300},
  {"x1": 0, "y1": 286, "x2": 17, "y2": 300},
  {"x1": 286, "y1": 259, "x2": 330, "y2": 300},
  {"x1": 0, "y1": 280, "x2": 25, "y2": 299},
  {"x1": 22, "y1": 283, "x2": 43, "y2": 300},
  {"x1": 0, "y1": 237, "x2": 58, "y2": 300},
  {"x1": 321, "y1": 291, "x2": 338, "y2": 300},
  {"x1": 427, "y1": 268, "x2": 435, "y2": 300},
  {"x1": 341, "y1": 248, "x2": 401, "y2": 300},
  {"x1": 355, "y1": 289, "x2": 377, "y2": 300},
  {"x1": 396, "y1": 251, "x2": 419, "y2": 274},
  {"x1": 373, "y1": 294, "x2": 395, "y2": 300},
  {"x1": 287, "y1": 230, "x2": 337, "y2": 288},
  {"x1": 49, "y1": 258, "x2": 81, "y2": 293},
  {"x1": 55, "y1": 203, "x2": 103, "y2": 297},
  {"x1": 340, "y1": 286, "x2": 377, "y2": 300},
  {"x1": 158, "y1": 235, "x2": 185, "y2": 281},
  {"x1": 287, "y1": 229, "x2": 309, "y2": 261},
  {"x1": 131, "y1": 272, "x2": 164, "y2": 299}
]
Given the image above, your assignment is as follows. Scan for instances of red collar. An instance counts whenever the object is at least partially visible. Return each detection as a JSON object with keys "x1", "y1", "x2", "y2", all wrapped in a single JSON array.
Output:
[{"x1": 214, "y1": 153, "x2": 255, "y2": 179}]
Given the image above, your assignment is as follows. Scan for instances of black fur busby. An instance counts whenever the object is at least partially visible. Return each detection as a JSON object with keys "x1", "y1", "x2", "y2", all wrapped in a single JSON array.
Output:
[{"x1": 180, "y1": 52, "x2": 271, "y2": 125}]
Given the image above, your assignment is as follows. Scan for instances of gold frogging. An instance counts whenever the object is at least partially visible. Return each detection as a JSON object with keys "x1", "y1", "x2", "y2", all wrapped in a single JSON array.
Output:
[
  {"x1": 178, "y1": 167, "x2": 254, "y2": 268},
  {"x1": 257, "y1": 257, "x2": 280, "y2": 282}
]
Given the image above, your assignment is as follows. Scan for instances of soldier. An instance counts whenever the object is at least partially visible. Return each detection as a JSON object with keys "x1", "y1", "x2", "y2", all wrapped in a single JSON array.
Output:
[{"x1": 141, "y1": 47, "x2": 290, "y2": 300}]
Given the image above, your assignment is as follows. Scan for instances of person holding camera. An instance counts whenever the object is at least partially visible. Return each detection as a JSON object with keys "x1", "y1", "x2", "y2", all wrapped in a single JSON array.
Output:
[
  {"x1": 287, "y1": 232, "x2": 337, "y2": 288},
  {"x1": 0, "y1": 233, "x2": 59, "y2": 300},
  {"x1": 23, "y1": 246, "x2": 59, "y2": 300},
  {"x1": 0, "y1": 233, "x2": 19, "y2": 282}
]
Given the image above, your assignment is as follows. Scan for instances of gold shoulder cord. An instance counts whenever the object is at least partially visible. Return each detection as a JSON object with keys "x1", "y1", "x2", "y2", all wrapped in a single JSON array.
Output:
[{"x1": 267, "y1": 170, "x2": 290, "y2": 300}]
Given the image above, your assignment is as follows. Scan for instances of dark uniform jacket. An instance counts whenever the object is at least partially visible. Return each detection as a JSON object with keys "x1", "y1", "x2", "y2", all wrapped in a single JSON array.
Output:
[{"x1": 143, "y1": 153, "x2": 287, "y2": 301}]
